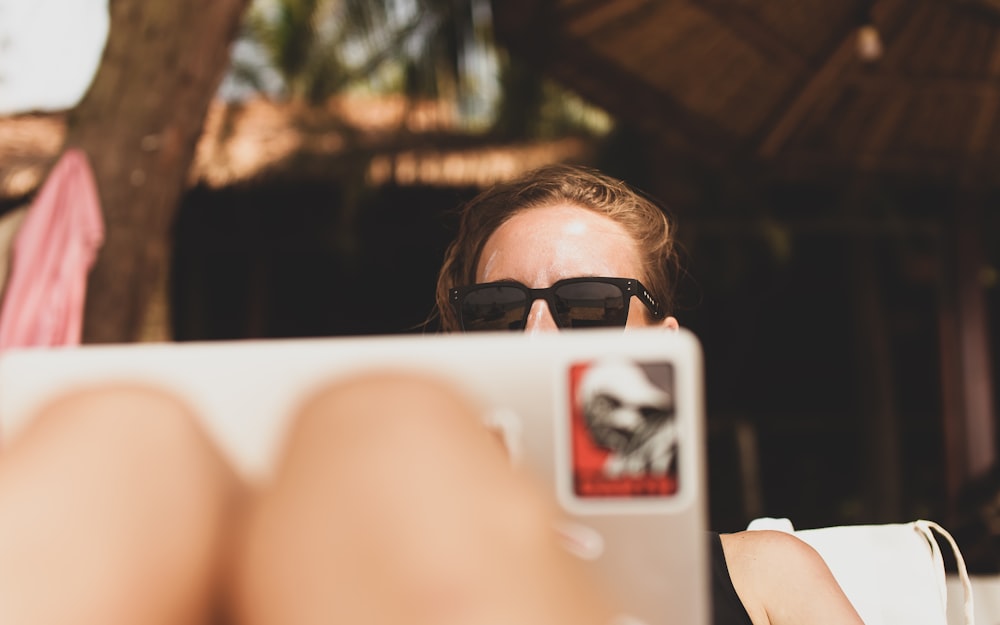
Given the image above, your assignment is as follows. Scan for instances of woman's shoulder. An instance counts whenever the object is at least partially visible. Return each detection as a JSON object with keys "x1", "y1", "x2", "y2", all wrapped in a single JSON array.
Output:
[
  {"x1": 718, "y1": 530, "x2": 865, "y2": 625},
  {"x1": 720, "y1": 528, "x2": 832, "y2": 597},
  {"x1": 720, "y1": 528, "x2": 825, "y2": 565}
]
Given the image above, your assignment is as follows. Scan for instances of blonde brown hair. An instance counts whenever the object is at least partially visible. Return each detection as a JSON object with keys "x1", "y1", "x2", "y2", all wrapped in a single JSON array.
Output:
[{"x1": 434, "y1": 163, "x2": 678, "y2": 331}]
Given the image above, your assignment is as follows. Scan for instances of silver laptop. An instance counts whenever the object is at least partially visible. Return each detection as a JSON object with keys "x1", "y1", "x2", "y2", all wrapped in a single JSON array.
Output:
[{"x1": 0, "y1": 327, "x2": 709, "y2": 625}]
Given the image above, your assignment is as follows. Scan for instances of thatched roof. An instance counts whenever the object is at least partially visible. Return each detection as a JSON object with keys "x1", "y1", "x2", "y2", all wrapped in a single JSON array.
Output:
[
  {"x1": 492, "y1": 0, "x2": 1000, "y2": 188},
  {"x1": 0, "y1": 95, "x2": 591, "y2": 201}
]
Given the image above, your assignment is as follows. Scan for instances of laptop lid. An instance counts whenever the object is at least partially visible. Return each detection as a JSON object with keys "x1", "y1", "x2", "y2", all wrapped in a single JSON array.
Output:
[{"x1": 0, "y1": 328, "x2": 709, "y2": 625}]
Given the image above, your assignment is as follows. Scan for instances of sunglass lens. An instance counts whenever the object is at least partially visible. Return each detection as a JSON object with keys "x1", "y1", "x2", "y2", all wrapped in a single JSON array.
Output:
[
  {"x1": 460, "y1": 285, "x2": 529, "y2": 331},
  {"x1": 553, "y1": 281, "x2": 627, "y2": 328}
]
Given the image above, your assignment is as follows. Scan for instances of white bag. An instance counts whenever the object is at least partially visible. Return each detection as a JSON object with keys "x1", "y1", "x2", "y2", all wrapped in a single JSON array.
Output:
[{"x1": 747, "y1": 518, "x2": 974, "y2": 625}]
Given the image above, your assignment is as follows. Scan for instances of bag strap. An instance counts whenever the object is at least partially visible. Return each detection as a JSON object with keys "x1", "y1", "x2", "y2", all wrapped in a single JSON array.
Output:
[{"x1": 914, "y1": 519, "x2": 975, "y2": 625}]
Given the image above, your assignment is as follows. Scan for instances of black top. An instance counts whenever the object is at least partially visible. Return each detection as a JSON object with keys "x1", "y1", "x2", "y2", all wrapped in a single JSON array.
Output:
[{"x1": 710, "y1": 531, "x2": 754, "y2": 625}]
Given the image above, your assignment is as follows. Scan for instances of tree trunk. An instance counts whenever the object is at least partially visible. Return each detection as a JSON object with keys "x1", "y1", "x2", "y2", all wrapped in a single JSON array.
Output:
[{"x1": 66, "y1": 0, "x2": 249, "y2": 343}]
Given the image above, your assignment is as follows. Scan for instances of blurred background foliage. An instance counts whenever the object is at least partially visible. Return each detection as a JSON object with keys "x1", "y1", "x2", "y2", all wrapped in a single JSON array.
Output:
[{"x1": 224, "y1": 0, "x2": 612, "y2": 135}]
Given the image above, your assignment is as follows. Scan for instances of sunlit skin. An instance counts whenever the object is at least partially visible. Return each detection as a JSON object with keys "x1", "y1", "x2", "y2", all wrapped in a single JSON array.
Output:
[{"x1": 475, "y1": 203, "x2": 680, "y2": 334}]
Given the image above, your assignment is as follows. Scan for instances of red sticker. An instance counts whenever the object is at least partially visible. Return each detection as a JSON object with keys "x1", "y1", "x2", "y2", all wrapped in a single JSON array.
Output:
[{"x1": 569, "y1": 359, "x2": 678, "y2": 498}]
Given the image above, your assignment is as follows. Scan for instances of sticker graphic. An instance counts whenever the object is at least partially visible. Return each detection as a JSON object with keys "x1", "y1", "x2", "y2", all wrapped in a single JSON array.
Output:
[{"x1": 569, "y1": 359, "x2": 678, "y2": 498}]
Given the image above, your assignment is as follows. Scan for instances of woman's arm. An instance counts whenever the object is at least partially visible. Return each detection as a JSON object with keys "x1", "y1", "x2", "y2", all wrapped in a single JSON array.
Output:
[{"x1": 721, "y1": 530, "x2": 865, "y2": 625}]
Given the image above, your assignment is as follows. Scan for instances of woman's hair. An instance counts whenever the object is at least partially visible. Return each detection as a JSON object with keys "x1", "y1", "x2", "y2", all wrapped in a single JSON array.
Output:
[{"x1": 434, "y1": 163, "x2": 679, "y2": 332}]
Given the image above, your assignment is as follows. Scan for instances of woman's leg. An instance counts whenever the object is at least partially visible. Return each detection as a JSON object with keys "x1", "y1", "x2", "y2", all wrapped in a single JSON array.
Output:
[
  {"x1": 0, "y1": 384, "x2": 243, "y2": 625},
  {"x1": 231, "y1": 371, "x2": 615, "y2": 625}
]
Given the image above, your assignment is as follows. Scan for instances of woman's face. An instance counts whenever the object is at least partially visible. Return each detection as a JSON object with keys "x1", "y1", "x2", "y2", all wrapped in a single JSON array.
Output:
[{"x1": 475, "y1": 203, "x2": 679, "y2": 334}]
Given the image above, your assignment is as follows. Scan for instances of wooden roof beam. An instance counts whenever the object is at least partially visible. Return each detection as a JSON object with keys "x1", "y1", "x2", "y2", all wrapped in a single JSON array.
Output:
[
  {"x1": 755, "y1": 0, "x2": 911, "y2": 159},
  {"x1": 756, "y1": 38, "x2": 858, "y2": 159}
]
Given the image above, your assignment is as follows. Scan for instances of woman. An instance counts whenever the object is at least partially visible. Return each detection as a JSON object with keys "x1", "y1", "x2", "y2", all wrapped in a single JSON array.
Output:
[
  {"x1": 433, "y1": 162, "x2": 864, "y2": 625},
  {"x1": 0, "y1": 164, "x2": 860, "y2": 625}
]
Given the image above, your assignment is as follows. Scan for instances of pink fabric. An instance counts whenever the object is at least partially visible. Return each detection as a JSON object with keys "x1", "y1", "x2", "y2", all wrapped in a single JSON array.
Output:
[{"x1": 0, "y1": 148, "x2": 104, "y2": 350}]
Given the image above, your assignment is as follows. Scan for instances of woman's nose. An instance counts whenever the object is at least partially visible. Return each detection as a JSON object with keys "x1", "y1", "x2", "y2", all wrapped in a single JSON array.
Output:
[{"x1": 524, "y1": 299, "x2": 560, "y2": 334}]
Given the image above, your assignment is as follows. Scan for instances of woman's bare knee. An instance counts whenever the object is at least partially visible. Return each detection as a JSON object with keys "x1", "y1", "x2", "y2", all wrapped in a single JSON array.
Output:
[
  {"x1": 0, "y1": 383, "x2": 242, "y2": 625},
  {"x1": 289, "y1": 370, "x2": 502, "y2": 456},
  {"x1": 276, "y1": 371, "x2": 550, "y2": 539},
  {"x1": 233, "y1": 371, "x2": 610, "y2": 625}
]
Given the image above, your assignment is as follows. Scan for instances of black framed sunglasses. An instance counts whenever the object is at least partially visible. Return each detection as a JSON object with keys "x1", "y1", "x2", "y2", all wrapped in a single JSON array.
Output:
[{"x1": 450, "y1": 277, "x2": 664, "y2": 332}]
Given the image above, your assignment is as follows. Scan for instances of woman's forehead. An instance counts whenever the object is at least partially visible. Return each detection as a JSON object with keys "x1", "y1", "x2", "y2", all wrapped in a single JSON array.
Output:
[
  {"x1": 475, "y1": 203, "x2": 643, "y2": 284},
  {"x1": 493, "y1": 203, "x2": 625, "y2": 237}
]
